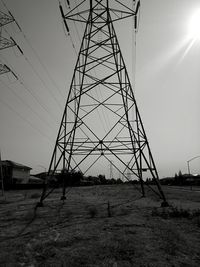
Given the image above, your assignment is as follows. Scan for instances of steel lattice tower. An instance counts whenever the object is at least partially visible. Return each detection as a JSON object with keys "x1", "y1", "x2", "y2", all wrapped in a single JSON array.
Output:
[
  {"x1": 0, "y1": 10, "x2": 19, "y2": 78},
  {"x1": 39, "y1": 0, "x2": 168, "y2": 206}
]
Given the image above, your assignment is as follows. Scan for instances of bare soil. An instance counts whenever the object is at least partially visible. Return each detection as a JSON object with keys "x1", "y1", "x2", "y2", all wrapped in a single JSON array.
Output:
[{"x1": 0, "y1": 184, "x2": 200, "y2": 267}]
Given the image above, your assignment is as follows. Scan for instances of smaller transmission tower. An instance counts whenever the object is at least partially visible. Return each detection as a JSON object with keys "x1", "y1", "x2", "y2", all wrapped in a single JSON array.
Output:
[{"x1": 0, "y1": 10, "x2": 20, "y2": 78}]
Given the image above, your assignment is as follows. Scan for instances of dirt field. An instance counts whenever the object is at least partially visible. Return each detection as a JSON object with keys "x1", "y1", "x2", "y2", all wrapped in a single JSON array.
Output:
[{"x1": 0, "y1": 184, "x2": 200, "y2": 267}]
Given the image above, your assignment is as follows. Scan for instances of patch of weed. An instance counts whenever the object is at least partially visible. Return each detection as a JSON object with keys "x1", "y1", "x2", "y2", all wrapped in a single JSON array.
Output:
[
  {"x1": 87, "y1": 206, "x2": 98, "y2": 218},
  {"x1": 151, "y1": 206, "x2": 200, "y2": 219},
  {"x1": 20, "y1": 210, "x2": 36, "y2": 222},
  {"x1": 195, "y1": 216, "x2": 200, "y2": 228},
  {"x1": 118, "y1": 207, "x2": 130, "y2": 216},
  {"x1": 0, "y1": 199, "x2": 10, "y2": 204},
  {"x1": 30, "y1": 193, "x2": 41, "y2": 199}
]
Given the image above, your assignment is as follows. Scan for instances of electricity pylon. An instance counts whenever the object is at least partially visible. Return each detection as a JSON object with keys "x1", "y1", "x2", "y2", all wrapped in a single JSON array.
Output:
[
  {"x1": 0, "y1": 10, "x2": 20, "y2": 78},
  {"x1": 39, "y1": 0, "x2": 168, "y2": 206}
]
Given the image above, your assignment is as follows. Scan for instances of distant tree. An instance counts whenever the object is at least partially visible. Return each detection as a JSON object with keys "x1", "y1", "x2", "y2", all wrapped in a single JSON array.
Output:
[
  {"x1": 109, "y1": 178, "x2": 116, "y2": 184},
  {"x1": 98, "y1": 174, "x2": 107, "y2": 184},
  {"x1": 71, "y1": 170, "x2": 83, "y2": 186},
  {"x1": 178, "y1": 170, "x2": 183, "y2": 177},
  {"x1": 57, "y1": 170, "x2": 83, "y2": 187},
  {"x1": 145, "y1": 178, "x2": 153, "y2": 184},
  {"x1": 173, "y1": 170, "x2": 184, "y2": 185},
  {"x1": 116, "y1": 178, "x2": 123, "y2": 184}
]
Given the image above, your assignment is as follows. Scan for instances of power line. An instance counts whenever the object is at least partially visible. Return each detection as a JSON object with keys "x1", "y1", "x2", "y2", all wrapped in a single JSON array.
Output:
[
  {"x1": 0, "y1": 0, "x2": 9, "y2": 12},
  {"x1": 0, "y1": 79, "x2": 56, "y2": 132},
  {"x1": 0, "y1": 55, "x2": 59, "y2": 122},
  {"x1": 18, "y1": 25, "x2": 65, "y2": 100},
  {"x1": 1, "y1": 35, "x2": 63, "y2": 112},
  {"x1": 19, "y1": 78, "x2": 60, "y2": 123},
  {"x1": 2, "y1": 27, "x2": 63, "y2": 112},
  {"x1": 2, "y1": 0, "x2": 65, "y2": 100},
  {"x1": 22, "y1": 53, "x2": 63, "y2": 112},
  {"x1": 0, "y1": 3, "x2": 17, "y2": 78},
  {"x1": 0, "y1": 97, "x2": 54, "y2": 144}
]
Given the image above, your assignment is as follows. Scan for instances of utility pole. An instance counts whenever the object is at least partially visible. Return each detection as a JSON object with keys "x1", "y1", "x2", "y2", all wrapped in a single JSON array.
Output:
[
  {"x1": 0, "y1": 151, "x2": 5, "y2": 196},
  {"x1": 110, "y1": 161, "x2": 113, "y2": 180},
  {"x1": 39, "y1": 0, "x2": 168, "y2": 207},
  {"x1": 187, "y1": 155, "x2": 200, "y2": 191}
]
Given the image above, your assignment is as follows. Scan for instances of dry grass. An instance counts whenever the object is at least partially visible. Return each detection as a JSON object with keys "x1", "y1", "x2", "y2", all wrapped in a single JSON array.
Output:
[
  {"x1": 87, "y1": 206, "x2": 98, "y2": 218},
  {"x1": 0, "y1": 185, "x2": 200, "y2": 266}
]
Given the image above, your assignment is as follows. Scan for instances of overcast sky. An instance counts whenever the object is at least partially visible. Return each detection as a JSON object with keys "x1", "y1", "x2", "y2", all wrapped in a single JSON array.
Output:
[{"x1": 0, "y1": 0, "x2": 199, "y2": 177}]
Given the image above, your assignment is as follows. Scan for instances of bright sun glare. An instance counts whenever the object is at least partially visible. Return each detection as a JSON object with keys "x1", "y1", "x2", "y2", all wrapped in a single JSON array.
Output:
[
  {"x1": 188, "y1": 9, "x2": 200, "y2": 40},
  {"x1": 179, "y1": 9, "x2": 200, "y2": 62}
]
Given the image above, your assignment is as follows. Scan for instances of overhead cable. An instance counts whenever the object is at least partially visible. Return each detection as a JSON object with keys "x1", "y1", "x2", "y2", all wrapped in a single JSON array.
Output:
[
  {"x1": 0, "y1": 79, "x2": 56, "y2": 131},
  {"x1": 2, "y1": 31, "x2": 63, "y2": 113},
  {"x1": 3, "y1": 0, "x2": 65, "y2": 100},
  {"x1": 0, "y1": 98, "x2": 54, "y2": 144}
]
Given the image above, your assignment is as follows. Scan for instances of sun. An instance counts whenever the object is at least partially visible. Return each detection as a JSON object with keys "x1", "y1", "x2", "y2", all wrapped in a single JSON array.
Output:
[{"x1": 188, "y1": 9, "x2": 200, "y2": 41}]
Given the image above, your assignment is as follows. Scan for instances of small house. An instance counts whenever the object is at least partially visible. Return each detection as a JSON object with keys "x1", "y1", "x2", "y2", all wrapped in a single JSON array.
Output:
[{"x1": 1, "y1": 160, "x2": 32, "y2": 187}]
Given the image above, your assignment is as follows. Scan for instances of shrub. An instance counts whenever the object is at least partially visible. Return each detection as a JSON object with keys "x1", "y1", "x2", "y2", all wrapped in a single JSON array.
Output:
[
  {"x1": 88, "y1": 206, "x2": 98, "y2": 218},
  {"x1": 197, "y1": 217, "x2": 200, "y2": 228},
  {"x1": 30, "y1": 193, "x2": 41, "y2": 199},
  {"x1": 170, "y1": 207, "x2": 190, "y2": 218},
  {"x1": 152, "y1": 206, "x2": 200, "y2": 220}
]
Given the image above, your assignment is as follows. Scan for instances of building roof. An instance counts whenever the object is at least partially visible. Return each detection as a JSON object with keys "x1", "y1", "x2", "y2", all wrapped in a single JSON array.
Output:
[{"x1": 1, "y1": 160, "x2": 32, "y2": 170}]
